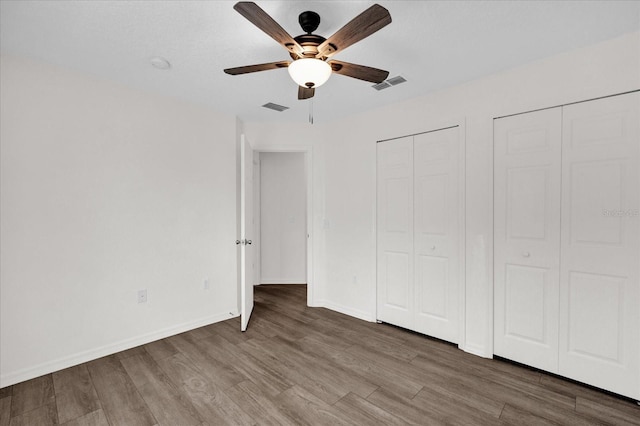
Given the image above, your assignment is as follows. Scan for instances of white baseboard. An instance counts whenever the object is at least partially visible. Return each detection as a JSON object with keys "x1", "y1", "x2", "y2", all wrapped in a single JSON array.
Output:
[
  {"x1": 315, "y1": 299, "x2": 376, "y2": 322},
  {"x1": 0, "y1": 311, "x2": 238, "y2": 388},
  {"x1": 258, "y1": 280, "x2": 306, "y2": 285}
]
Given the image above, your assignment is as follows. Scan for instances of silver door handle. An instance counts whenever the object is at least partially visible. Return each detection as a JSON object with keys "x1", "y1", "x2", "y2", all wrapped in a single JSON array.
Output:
[
  {"x1": 246, "y1": 240, "x2": 252, "y2": 245},
  {"x1": 235, "y1": 240, "x2": 241, "y2": 245}
]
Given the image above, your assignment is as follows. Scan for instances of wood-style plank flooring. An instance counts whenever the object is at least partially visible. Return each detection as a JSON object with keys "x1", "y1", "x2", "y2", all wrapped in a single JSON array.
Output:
[{"x1": 1, "y1": 284, "x2": 639, "y2": 425}]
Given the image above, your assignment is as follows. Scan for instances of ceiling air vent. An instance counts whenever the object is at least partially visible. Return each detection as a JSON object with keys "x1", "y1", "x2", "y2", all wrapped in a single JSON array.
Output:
[
  {"x1": 372, "y1": 75, "x2": 407, "y2": 91},
  {"x1": 372, "y1": 81, "x2": 392, "y2": 91},
  {"x1": 387, "y1": 76, "x2": 407, "y2": 86},
  {"x1": 262, "y1": 102, "x2": 289, "y2": 112}
]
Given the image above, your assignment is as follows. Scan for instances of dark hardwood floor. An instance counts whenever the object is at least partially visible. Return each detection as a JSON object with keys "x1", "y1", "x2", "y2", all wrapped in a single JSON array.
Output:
[{"x1": 1, "y1": 284, "x2": 639, "y2": 425}]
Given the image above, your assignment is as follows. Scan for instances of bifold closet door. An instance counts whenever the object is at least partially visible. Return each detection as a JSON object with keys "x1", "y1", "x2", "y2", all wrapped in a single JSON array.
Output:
[
  {"x1": 378, "y1": 129, "x2": 461, "y2": 343},
  {"x1": 413, "y1": 127, "x2": 460, "y2": 343},
  {"x1": 494, "y1": 108, "x2": 562, "y2": 373},
  {"x1": 559, "y1": 92, "x2": 639, "y2": 398},
  {"x1": 377, "y1": 136, "x2": 414, "y2": 328}
]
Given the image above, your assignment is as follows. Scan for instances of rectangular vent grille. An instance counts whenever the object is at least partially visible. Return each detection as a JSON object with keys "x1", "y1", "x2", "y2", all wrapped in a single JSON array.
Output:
[
  {"x1": 387, "y1": 76, "x2": 407, "y2": 86},
  {"x1": 262, "y1": 102, "x2": 289, "y2": 112},
  {"x1": 372, "y1": 81, "x2": 392, "y2": 91},
  {"x1": 372, "y1": 75, "x2": 407, "y2": 91}
]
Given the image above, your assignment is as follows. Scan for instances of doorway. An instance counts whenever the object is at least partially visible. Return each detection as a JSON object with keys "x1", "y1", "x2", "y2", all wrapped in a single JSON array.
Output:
[{"x1": 251, "y1": 147, "x2": 313, "y2": 307}]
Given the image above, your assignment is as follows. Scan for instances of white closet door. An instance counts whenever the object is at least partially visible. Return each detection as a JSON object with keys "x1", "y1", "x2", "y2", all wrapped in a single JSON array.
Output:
[
  {"x1": 377, "y1": 136, "x2": 414, "y2": 328},
  {"x1": 494, "y1": 108, "x2": 562, "y2": 372},
  {"x1": 559, "y1": 92, "x2": 639, "y2": 398},
  {"x1": 413, "y1": 127, "x2": 460, "y2": 343}
]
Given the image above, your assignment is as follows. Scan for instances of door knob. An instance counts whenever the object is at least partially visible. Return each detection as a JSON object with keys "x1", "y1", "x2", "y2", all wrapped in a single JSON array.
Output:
[
  {"x1": 246, "y1": 240, "x2": 252, "y2": 245},
  {"x1": 235, "y1": 240, "x2": 241, "y2": 245}
]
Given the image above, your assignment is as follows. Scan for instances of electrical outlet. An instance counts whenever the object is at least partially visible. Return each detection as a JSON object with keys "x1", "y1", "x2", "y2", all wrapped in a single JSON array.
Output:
[
  {"x1": 204, "y1": 279, "x2": 210, "y2": 290},
  {"x1": 138, "y1": 289, "x2": 147, "y2": 303}
]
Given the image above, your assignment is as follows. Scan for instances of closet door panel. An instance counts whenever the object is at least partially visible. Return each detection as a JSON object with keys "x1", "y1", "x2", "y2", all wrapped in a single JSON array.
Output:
[
  {"x1": 504, "y1": 264, "x2": 549, "y2": 343},
  {"x1": 494, "y1": 108, "x2": 562, "y2": 373},
  {"x1": 559, "y1": 92, "x2": 639, "y2": 399},
  {"x1": 413, "y1": 127, "x2": 460, "y2": 343},
  {"x1": 377, "y1": 137, "x2": 414, "y2": 328}
]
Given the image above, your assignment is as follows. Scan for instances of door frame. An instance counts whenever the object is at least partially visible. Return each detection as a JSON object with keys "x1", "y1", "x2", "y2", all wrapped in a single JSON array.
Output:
[{"x1": 252, "y1": 145, "x2": 314, "y2": 307}]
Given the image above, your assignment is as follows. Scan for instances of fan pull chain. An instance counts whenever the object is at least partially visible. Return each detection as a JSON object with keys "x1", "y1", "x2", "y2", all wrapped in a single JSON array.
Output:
[{"x1": 309, "y1": 99, "x2": 314, "y2": 125}]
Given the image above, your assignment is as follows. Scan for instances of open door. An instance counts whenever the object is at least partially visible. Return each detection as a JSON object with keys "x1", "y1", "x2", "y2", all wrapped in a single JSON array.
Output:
[{"x1": 240, "y1": 135, "x2": 254, "y2": 331}]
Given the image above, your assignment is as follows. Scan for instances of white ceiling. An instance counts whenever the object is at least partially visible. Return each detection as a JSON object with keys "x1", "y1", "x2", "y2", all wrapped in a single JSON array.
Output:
[{"x1": 1, "y1": 1, "x2": 639, "y2": 124}]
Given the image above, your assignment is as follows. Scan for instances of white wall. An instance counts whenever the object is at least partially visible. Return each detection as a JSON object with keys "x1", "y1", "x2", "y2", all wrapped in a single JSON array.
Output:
[
  {"x1": 253, "y1": 154, "x2": 261, "y2": 287},
  {"x1": 259, "y1": 152, "x2": 307, "y2": 284},
  {"x1": 246, "y1": 31, "x2": 640, "y2": 357},
  {"x1": 0, "y1": 55, "x2": 238, "y2": 387}
]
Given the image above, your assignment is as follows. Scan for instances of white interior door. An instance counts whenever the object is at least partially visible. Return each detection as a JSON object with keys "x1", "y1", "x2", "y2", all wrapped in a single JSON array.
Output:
[
  {"x1": 559, "y1": 92, "x2": 639, "y2": 398},
  {"x1": 494, "y1": 107, "x2": 562, "y2": 373},
  {"x1": 240, "y1": 135, "x2": 254, "y2": 332},
  {"x1": 377, "y1": 136, "x2": 414, "y2": 328},
  {"x1": 413, "y1": 127, "x2": 461, "y2": 344}
]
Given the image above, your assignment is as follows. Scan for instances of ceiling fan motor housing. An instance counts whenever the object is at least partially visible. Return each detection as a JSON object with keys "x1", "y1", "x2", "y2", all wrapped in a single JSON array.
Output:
[
  {"x1": 299, "y1": 11, "x2": 320, "y2": 34},
  {"x1": 291, "y1": 34, "x2": 326, "y2": 58}
]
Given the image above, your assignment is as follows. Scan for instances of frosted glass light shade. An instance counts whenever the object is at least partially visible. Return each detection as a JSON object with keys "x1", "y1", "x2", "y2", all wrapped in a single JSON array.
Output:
[{"x1": 288, "y1": 58, "x2": 332, "y2": 88}]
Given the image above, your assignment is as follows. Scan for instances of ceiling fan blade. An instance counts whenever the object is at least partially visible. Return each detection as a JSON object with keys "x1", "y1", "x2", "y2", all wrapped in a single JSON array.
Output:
[
  {"x1": 224, "y1": 61, "x2": 290, "y2": 75},
  {"x1": 234, "y1": 2, "x2": 304, "y2": 57},
  {"x1": 330, "y1": 60, "x2": 389, "y2": 83},
  {"x1": 298, "y1": 86, "x2": 315, "y2": 100},
  {"x1": 317, "y1": 4, "x2": 391, "y2": 58}
]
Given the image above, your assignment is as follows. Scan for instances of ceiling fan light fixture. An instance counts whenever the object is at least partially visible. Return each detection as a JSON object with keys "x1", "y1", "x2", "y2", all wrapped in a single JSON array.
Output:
[{"x1": 288, "y1": 58, "x2": 332, "y2": 88}]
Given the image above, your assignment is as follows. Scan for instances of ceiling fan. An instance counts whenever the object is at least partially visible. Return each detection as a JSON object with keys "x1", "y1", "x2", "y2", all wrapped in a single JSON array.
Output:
[{"x1": 224, "y1": 2, "x2": 392, "y2": 100}]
